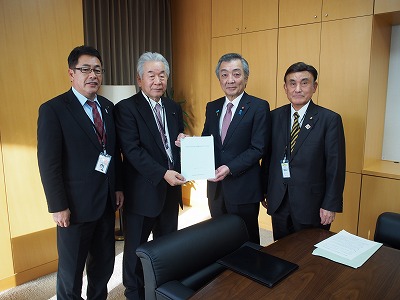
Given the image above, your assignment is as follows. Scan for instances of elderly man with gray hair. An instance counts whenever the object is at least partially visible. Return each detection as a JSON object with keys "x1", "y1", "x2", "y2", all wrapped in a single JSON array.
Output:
[{"x1": 114, "y1": 52, "x2": 186, "y2": 300}]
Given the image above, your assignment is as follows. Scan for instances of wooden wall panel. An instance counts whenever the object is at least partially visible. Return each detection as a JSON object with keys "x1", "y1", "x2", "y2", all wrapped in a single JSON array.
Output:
[
  {"x1": 358, "y1": 175, "x2": 400, "y2": 240},
  {"x1": 0, "y1": 134, "x2": 14, "y2": 281},
  {"x1": 319, "y1": 16, "x2": 373, "y2": 174},
  {"x1": 210, "y1": 35, "x2": 242, "y2": 101},
  {"x1": 0, "y1": 0, "x2": 84, "y2": 238},
  {"x1": 0, "y1": 0, "x2": 83, "y2": 288},
  {"x1": 276, "y1": 23, "x2": 321, "y2": 109},
  {"x1": 330, "y1": 172, "x2": 361, "y2": 235},
  {"x1": 171, "y1": 0, "x2": 212, "y2": 136},
  {"x1": 242, "y1": 30, "x2": 278, "y2": 108}
]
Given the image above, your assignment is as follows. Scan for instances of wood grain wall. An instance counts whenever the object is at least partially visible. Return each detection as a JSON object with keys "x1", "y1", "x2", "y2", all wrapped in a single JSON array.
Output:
[{"x1": 0, "y1": 0, "x2": 83, "y2": 290}]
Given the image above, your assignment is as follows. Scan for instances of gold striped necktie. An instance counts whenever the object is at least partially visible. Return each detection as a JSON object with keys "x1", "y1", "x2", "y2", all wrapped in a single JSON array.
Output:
[{"x1": 290, "y1": 112, "x2": 300, "y2": 153}]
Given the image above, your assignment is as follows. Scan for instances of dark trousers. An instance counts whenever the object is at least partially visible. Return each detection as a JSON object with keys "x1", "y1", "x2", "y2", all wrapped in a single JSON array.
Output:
[
  {"x1": 271, "y1": 192, "x2": 330, "y2": 241},
  {"x1": 56, "y1": 206, "x2": 115, "y2": 300},
  {"x1": 123, "y1": 189, "x2": 179, "y2": 300},
  {"x1": 208, "y1": 184, "x2": 260, "y2": 244}
]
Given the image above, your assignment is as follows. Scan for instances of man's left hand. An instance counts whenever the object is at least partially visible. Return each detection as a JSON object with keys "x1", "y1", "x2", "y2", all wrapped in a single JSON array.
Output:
[
  {"x1": 320, "y1": 208, "x2": 335, "y2": 225},
  {"x1": 115, "y1": 191, "x2": 124, "y2": 210}
]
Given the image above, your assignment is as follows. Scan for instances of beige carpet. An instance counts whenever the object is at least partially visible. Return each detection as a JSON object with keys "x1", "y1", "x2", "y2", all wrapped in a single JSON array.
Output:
[{"x1": 0, "y1": 205, "x2": 273, "y2": 300}]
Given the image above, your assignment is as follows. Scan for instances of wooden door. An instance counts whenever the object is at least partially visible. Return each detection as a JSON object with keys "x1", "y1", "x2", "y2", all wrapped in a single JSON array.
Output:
[
  {"x1": 322, "y1": 0, "x2": 374, "y2": 21},
  {"x1": 212, "y1": 0, "x2": 242, "y2": 37},
  {"x1": 279, "y1": 0, "x2": 322, "y2": 27},
  {"x1": 243, "y1": 0, "x2": 278, "y2": 33}
]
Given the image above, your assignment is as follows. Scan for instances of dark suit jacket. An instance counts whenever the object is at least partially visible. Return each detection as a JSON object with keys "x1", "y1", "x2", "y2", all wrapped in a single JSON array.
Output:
[
  {"x1": 264, "y1": 100, "x2": 346, "y2": 224},
  {"x1": 114, "y1": 92, "x2": 183, "y2": 217},
  {"x1": 37, "y1": 89, "x2": 121, "y2": 223},
  {"x1": 202, "y1": 92, "x2": 271, "y2": 205}
]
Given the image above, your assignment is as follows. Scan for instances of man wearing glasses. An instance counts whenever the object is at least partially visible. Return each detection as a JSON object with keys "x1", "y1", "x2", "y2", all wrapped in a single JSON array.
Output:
[{"x1": 37, "y1": 45, "x2": 124, "y2": 300}]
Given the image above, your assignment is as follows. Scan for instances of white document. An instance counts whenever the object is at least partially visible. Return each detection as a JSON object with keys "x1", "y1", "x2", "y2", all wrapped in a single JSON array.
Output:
[
  {"x1": 181, "y1": 136, "x2": 215, "y2": 181},
  {"x1": 312, "y1": 230, "x2": 382, "y2": 268}
]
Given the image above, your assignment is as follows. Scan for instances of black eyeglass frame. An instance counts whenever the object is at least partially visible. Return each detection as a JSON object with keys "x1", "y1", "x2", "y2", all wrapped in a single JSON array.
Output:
[{"x1": 73, "y1": 67, "x2": 105, "y2": 75}]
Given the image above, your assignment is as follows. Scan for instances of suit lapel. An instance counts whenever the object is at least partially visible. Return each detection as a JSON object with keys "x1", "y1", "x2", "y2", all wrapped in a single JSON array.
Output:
[
  {"x1": 64, "y1": 89, "x2": 103, "y2": 151},
  {"x1": 290, "y1": 101, "x2": 318, "y2": 160},
  {"x1": 135, "y1": 93, "x2": 168, "y2": 154},
  {"x1": 213, "y1": 98, "x2": 225, "y2": 149},
  {"x1": 98, "y1": 96, "x2": 115, "y2": 153},
  {"x1": 164, "y1": 98, "x2": 178, "y2": 145}
]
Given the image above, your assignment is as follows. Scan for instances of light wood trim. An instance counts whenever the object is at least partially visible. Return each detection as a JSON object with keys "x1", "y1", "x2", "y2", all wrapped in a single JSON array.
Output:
[
  {"x1": 243, "y1": 0, "x2": 278, "y2": 32},
  {"x1": 242, "y1": 30, "x2": 278, "y2": 107},
  {"x1": 322, "y1": 0, "x2": 374, "y2": 21},
  {"x1": 276, "y1": 24, "x2": 321, "y2": 109},
  {"x1": 210, "y1": 35, "x2": 242, "y2": 100},
  {"x1": 279, "y1": 0, "x2": 322, "y2": 27},
  {"x1": 319, "y1": 16, "x2": 373, "y2": 174},
  {"x1": 211, "y1": 0, "x2": 242, "y2": 37},
  {"x1": 363, "y1": 160, "x2": 400, "y2": 180},
  {"x1": 375, "y1": 0, "x2": 400, "y2": 14},
  {"x1": 358, "y1": 175, "x2": 400, "y2": 240},
  {"x1": 0, "y1": 260, "x2": 57, "y2": 292},
  {"x1": 0, "y1": 134, "x2": 14, "y2": 280},
  {"x1": 12, "y1": 228, "x2": 57, "y2": 273},
  {"x1": 364, "y1": 16, "x2": 392, "y2": 170},
  {"x1": 330, "y1": 172, "x2": 361, "y2": 235}
]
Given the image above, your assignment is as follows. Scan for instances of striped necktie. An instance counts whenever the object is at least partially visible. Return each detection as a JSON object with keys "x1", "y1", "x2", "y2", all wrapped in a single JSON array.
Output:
[{"x1": 290, "y1": 112, "x2": 300, "y2": 153}]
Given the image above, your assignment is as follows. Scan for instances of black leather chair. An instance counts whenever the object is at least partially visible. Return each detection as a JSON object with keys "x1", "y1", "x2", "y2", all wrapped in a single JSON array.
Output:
[
  {"x1": 136, "y1": 214, "x2": 252, "y2": 300},
  {"x1": 374, "y1": 212, "x2": 400, "y2": 250}
]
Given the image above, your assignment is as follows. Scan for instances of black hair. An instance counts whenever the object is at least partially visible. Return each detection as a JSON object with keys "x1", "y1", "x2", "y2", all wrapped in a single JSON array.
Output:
[
  {"x1": 284, "y1": 62, "x2": 318, "y2": 82},
  {"x1": 67, "y1": 45, "x2": 103, "y2": 69}
]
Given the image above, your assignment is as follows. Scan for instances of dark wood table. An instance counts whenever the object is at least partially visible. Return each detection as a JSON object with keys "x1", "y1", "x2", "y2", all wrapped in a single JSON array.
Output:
[{"x1": 190, "y1": 229, "x2": 400, "y2": 299}]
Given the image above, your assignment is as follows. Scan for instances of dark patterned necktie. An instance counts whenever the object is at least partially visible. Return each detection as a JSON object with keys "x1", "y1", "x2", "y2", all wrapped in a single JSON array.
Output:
[
  {"x1": 290, "y1": 112, "x2": 300, "y2": 153},
  {"x1": 87, "y1": 100, "x2": 105, "y2": 144},
  {"x1": 155, "y1": 103, "x2": 172, "y2": 169},
  {"x1": 221, "y1": 102, "x2": 233, "y2": 143}
]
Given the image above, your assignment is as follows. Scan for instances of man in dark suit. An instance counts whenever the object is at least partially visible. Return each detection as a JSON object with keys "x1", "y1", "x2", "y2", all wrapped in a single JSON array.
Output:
[
  {"x1": 201, "y1": 53, "x2": 271, "y2": 244},
  {"x1": 262, "y1": 62, "x2": 346, "y2": 241},
  {"x1": 114, "y1": 52, "x2": 186, "y2": 300},
  {"x1": 37, "y1": 45, "x2": 124, "y2": 299}
]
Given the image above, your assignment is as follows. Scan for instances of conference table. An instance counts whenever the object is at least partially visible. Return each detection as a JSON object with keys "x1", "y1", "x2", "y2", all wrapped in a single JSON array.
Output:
[{"x1": 190, "y1": 228, "x2": 400, "y2": 299}]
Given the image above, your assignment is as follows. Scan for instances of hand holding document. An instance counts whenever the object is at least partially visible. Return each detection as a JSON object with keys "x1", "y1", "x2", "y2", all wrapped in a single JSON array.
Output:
[
  {"x1": 312, "y1": 230, "x2": 382, "y2": 268},
  {"x1": 180, "y1": 136, "x2": 215, "y2": 181}
]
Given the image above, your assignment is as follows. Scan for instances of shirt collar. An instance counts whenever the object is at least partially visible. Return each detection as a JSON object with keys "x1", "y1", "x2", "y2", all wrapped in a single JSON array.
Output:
[
  {"x1": 72, "y1": 87, "x2": 100, "y2": 107},
  {"x1": 224, "y1": 92, "x2": 244, "y2": 108},
  {"x1": 142, "y1": 91, "x2": 163, "y2": 108},
  {"x1": 291, "y1": 100, "x2": 310, "y2": 122}
]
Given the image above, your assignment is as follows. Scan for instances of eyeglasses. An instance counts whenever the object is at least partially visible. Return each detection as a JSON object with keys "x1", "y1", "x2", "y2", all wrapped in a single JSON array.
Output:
[{"x1": 73, "y1": 67, "x2": 105, "y2": 75}]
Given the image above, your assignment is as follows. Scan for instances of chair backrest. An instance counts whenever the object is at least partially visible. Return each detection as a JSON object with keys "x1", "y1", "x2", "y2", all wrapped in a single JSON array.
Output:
[
  {"x1": 136, "y1": 214, "x2": 249, "y2": 300},
  {"x1": 374, "y1": 212, "x2": 400, "y2": 250}
]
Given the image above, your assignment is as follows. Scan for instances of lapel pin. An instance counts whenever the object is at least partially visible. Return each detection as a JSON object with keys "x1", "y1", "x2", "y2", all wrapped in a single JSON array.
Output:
[
  {"x1": 238, "y1": 106, "x2": 245, "y2": 115},
  {"x1": 305, "y1": 124, "x2": 311, "y2": 130},
  {"x1": 216, "y1": 109, "x2": 220, "y2": 116}
]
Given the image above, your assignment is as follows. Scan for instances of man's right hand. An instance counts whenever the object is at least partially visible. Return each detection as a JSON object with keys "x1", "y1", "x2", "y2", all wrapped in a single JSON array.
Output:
[
  {"x1": 164, "y1": 170, "x2": 186, "y2": 186},
  {"x1": 53, "y1": 208, "x2": 71, "y2": 227}
]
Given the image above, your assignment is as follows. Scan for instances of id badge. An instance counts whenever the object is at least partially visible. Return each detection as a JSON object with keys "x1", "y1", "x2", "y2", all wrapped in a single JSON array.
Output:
[
  {"x1": 95, "y1": 152, "x2": 112, "y2": 174},
  {"x1": 281, "y1": 159, "x2": 291, "y2": 178}
]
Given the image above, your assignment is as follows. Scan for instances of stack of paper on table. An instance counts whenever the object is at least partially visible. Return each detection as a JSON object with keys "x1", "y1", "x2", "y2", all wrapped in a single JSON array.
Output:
[{"x1": 312, "y1": 230, "x2": 382, "y2": 268}]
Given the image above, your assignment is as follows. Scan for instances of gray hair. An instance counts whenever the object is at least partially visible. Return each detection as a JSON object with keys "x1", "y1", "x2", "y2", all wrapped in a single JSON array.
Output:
[
  {"x1": 215, "y1": 53, "x2": 249, "y2": 79},
  {"x1": 137, "y1": 52, "x2": 170, "y2": 78}
]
